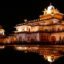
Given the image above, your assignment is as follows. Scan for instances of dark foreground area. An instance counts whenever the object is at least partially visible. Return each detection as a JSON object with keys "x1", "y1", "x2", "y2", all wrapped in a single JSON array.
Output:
[{"x1": 0, "y1": 46, "x2": 64, "y2": 64}]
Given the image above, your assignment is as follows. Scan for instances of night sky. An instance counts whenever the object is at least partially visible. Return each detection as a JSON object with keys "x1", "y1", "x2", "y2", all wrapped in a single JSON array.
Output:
[{"x1": 0, "y1": 0, "x2": 64, "y2": 34}]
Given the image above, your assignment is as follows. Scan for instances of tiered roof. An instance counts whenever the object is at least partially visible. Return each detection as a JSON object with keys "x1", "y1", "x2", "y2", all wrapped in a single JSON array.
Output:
[{"x1": 16, "y1": 4, "x2": 64, "y2": 27}]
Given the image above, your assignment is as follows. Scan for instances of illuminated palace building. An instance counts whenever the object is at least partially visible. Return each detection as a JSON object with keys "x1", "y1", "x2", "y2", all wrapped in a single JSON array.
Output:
[
  {"x1": 14, "y1": 4, "x2": 64, "y2": 44},
  {"x1": 0, "y1": 26, "x2": 5, "y2": 36}
]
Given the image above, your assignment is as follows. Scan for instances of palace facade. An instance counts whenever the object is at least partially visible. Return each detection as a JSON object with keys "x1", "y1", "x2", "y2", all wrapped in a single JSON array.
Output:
[{"x1": 13, "y1": 4, "x2": 64, "y2": 44}]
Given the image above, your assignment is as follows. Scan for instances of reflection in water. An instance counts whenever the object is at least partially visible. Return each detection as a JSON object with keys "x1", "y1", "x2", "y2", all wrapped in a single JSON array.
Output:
[
  {"x1": 0, "y1": 46, "x2": 49, "y2": 64},
  {"x1": 15, "y1": 46, "x2": 28, "y2": 51},
  {"x1": 13, "y1": 45, "x2": 64, "y2": 64},
  {"x1": 0, "y1": 46, "x2": 63, "y2": 64},
  {"x1": 44, "y1": 55, "x2": 54, "y2": 63},
  {"x1": 44, "y1": 55, "x2": 63, "y2": 64}
]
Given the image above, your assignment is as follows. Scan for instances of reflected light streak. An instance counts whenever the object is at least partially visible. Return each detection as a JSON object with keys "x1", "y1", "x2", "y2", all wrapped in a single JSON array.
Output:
[
  {"x1": 15, "y1": 46, "x2": 28, "y2": 51},
  {"x1": 14, "y1": 46, "x2": 39, "y2": 51}
]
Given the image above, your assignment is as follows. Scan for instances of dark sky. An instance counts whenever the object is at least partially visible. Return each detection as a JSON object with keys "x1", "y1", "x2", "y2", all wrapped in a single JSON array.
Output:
[{"x1": 0, "y1": 0, "x2": 64, "y2": 34}]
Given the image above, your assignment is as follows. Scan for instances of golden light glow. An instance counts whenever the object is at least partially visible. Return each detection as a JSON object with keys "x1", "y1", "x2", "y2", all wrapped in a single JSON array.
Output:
[
  {"x1": 45, "y1": 55, "x2": 54, "y2": 62},
  {"x1": 15, "y1": 46, "x2": 39, "y2": 51},
  {"x1": 15, "y1": 46, "x2": 28, "y2": 51},
  {"x1": 0, "y1": 29, "x2": 5, "y2": 35},
  {"x1": 15, "y1": 25, "x2": 31, "y2": 32},
  {"x1": 44, "y1": 55, "x2": 62, "y2": 63},
  {"x1": 43, "y1": 4, "x2": 60, "y2": 15},
  {"x1": 0, "y1": 46, "x2": 5, "y2": 49},
  {"x1": 47, "y1": 5, "x2": 54, "y2": 14}
]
